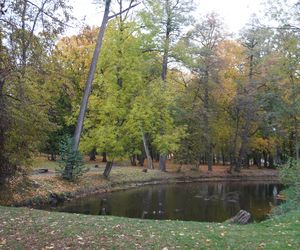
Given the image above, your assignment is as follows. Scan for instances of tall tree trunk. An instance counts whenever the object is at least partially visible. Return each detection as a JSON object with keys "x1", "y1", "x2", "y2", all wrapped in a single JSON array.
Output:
[
  {"x1": 0, "y1": 42, "x2": 12, "y2": 182},
  {"x1": 221, "y1": 149, "x2": 226, "y2": 166},
  {"x1": 269, "y1": 154, "x2": 274, "y2": 168},
  {"x1": 102, "y1": 152, "x2": 107, "y2": 162},
  {"x1": 234, "y1": 42, "x2": 256, "y2": 172},
  {"x1": 72, "y1": 0, "x2": 111, "y2": 152},
  {"x1": 294, "y1": 117, "x2": 299, "y2": 161},
  {"x1": 256, "y1": 153, "x2": 262, "y2": 168},
  {"x1": 49, "y1": 152, "x2": 56, "y2": 161},
  {"x1": 159, "y1": 155, "x2": 167, "y2": 171},
  {"x1": 203, "y1": 70, "x2": 213, "y2": 171},
  {"x1": 0, "y1": 78, "x2": 9, "y2": 182},
  {"x1": 246, "y1": 155, "x2": 250, "y2": 168},
  {"x1": 89, "y1": 147, "x2": 97, "y2": 161},
  {"x1": 229, "y1": 108, "x2": 240, "y2": 173},
  {"x1": 141, "y1": 128, "x2": 153, "y2": 169},
  {"x1": 236, "y1": 126, "x2": 250, "y2": 172},
  {"x1": 130, "y1": 155, "x2": 137, "y2": 166},
  {"x1": 290, "y1": 72, "x2": 299, "y2": 161},
  {"x1": 137, "y1": 154, "x2": 146, "y2": 166},
  {"x1": 263, "y1": 151, "x2": 268, "y2": 168},
  {"x1": 158, "y1": 6, "x2": 171, "y2": 172}
]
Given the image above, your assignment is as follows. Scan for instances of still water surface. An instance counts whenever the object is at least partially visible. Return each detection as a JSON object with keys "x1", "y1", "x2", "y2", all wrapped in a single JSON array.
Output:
[{"x1": 53, "y1": 182, "x2": 282, "y2": 222}]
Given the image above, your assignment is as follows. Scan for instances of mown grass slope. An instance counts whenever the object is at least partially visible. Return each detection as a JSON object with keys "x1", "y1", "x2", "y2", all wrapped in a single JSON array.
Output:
[{"x1": 0, "y1": 206, "x2": 299, "y2": 249}]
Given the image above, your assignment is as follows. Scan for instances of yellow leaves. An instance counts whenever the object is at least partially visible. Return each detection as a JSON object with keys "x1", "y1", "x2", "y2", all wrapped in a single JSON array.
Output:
[
  {"x1": 250, "y1": 137, "x2": 276, "y2": 153},
  {"x1": 217, "y1": 40, "x2": 245, "y2": 66}
]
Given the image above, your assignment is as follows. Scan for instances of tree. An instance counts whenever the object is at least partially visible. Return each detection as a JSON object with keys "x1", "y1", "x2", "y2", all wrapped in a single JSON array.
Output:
[
  {"x1": 140, "y1": 0, "x2": 194, "y2": 171},
  {"x1": 66, "y1": 0, "x2": 139, "y2": 179},
  {"x1": 265, "y1": 29, "x2": 300, "y2": 162},
  {"x1": 0, "y1": 0, "x2": 72, "y2": 183},
  {"x1": 72, "y1": 0, "x2": 140, "y2": 151},
  {"x1": 228, "y1": 24, "x2": 268, "y2": 171},
  {"x1": 176, "y1": 13, "x2": 226, "y2": 171},
  {"x1": 45, "y1": 26, "x2": 99, "y2": 161}
]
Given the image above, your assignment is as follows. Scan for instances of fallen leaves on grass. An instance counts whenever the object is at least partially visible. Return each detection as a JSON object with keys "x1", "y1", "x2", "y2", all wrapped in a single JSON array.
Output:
[{"x1": 0, "y1": 238, "x2": 6, "y2": 245}]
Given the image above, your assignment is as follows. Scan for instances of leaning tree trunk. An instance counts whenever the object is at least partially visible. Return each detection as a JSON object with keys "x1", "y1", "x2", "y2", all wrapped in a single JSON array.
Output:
[
  {"x1": 141, "y1": 128, "x2": 153, "y2": 169},
  {"x1": 72, "y1": 0, "x2": 112, "y2": 152},
  {"x1": 103, "y1": 160, "x2": 113, "y2": 178}
]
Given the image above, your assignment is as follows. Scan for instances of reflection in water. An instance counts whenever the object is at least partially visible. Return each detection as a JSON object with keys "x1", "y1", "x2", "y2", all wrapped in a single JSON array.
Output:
[{"x1": 53, "y1": 182, "x2": 283, "y2": 222}]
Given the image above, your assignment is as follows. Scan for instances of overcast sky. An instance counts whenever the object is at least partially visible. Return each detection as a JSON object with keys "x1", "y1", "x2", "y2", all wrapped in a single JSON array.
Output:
[{"x1": 69, "y1": 0, "x2": 296, "y2": 34}]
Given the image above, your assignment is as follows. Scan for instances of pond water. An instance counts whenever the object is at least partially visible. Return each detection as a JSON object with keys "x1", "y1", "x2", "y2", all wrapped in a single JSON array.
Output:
[{"x1": 52, "y1": 182, "x2": 282, "y2": 222}]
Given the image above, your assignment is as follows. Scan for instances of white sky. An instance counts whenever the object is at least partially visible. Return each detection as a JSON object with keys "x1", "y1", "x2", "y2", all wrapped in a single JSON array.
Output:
[
  {"x1": 195, "y1": 0, "x2": 264, "y2": 32},
  {"x1": 69, "y1": 0, "x2": 296, "y2": 34}
]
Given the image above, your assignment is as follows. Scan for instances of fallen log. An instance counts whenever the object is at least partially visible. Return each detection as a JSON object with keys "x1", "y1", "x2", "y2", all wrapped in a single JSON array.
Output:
[
  {"x1": 229, "y1": 210, "x2": 251, "y2": 224},
  {"x1": 35, "y1": 168, "x2": 48, "y2": 174}
]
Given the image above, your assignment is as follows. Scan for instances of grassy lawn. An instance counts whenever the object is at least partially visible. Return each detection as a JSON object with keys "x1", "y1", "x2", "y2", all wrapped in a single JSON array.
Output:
[
  {"x1": 0, "y1": 206, "x2": 299, "y2": 249},
  {"x1": 32, "y1": 156, "x2": 105, "y2": 171}
]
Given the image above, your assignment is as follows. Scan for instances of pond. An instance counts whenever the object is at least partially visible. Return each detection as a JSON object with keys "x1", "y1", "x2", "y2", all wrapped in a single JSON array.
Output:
[{"x1": 51, "y1": 182, "x2": 283, "y2": 222}]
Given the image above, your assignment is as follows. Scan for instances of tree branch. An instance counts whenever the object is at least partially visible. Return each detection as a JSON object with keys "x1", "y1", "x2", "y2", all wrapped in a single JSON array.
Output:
[
  {"x1": 26, "y1": 0, "x2": 74, "y2": 28},
  {"x1": 108, "y1": 1, "x2": 140, "y2": 20}
]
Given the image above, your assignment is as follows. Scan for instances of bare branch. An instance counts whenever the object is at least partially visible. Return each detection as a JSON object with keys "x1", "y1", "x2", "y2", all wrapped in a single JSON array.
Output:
[
  {"x1": 26, "y1": 0, "x2": 74, "y2": 28},
  {"x1": 108, "y1": 1, "x2": 140, "y2": 20},
  {"x1": 253, "y1": 24, "x2": 300, "y2": 32},
  {"x1": 122, "y1": 0, "x2": 132, "y2": 20}
]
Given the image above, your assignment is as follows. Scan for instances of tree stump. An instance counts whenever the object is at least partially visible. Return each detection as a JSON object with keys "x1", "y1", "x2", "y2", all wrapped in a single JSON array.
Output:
[{"x1": 229, "y1": 210, "x2": 251, "y2": 224}]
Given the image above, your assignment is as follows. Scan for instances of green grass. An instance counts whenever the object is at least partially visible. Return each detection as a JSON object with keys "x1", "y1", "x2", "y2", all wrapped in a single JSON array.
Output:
[
  {"x1": 32, "y1": 157, "x2": 60, "y2": 170},
  {"x1": 32, "y1": 157, "x2": 102, "y2": 171},
  {"x1": 0, "y1": 206, "x2": 299, "y2": 249}
]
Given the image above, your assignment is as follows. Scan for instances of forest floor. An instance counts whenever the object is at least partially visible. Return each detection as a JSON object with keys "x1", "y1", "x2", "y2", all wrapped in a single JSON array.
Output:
[
  {"x1": 0, "y1": 205, "x2": 299, "y2": 249},
  {"x1": 0, "y1": 156, "x2": 279, "y2": 206}
]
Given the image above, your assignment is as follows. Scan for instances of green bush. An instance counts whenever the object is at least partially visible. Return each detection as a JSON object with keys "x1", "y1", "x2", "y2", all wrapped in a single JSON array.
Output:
[
  {"x1": 56, "y1": 136, "x2": 88, "y2": 181},
  {"x1": 272, "y1": 159, "x2": 300, "y2": 215}
]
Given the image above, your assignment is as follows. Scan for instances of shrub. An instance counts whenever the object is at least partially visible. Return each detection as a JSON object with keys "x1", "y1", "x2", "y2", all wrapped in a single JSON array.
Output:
[
  {"x1": 56, "y1": 136, "x2": 88, "y2": 181},
  {"x1": 272, "y1": 159, "x2": 300, "y2": 215}
]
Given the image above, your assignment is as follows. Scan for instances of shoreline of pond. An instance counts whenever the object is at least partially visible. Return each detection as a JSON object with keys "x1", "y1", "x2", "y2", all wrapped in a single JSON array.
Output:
[
  {"x1": 51, "y1": 181, "x2": 283, "y2": 223},
  {"x1": 1, "y1": 166, "x2": 279, "y2": 208},
  {"x1": 37, "y1": 175, "x2": 281, "y2": 210}
]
